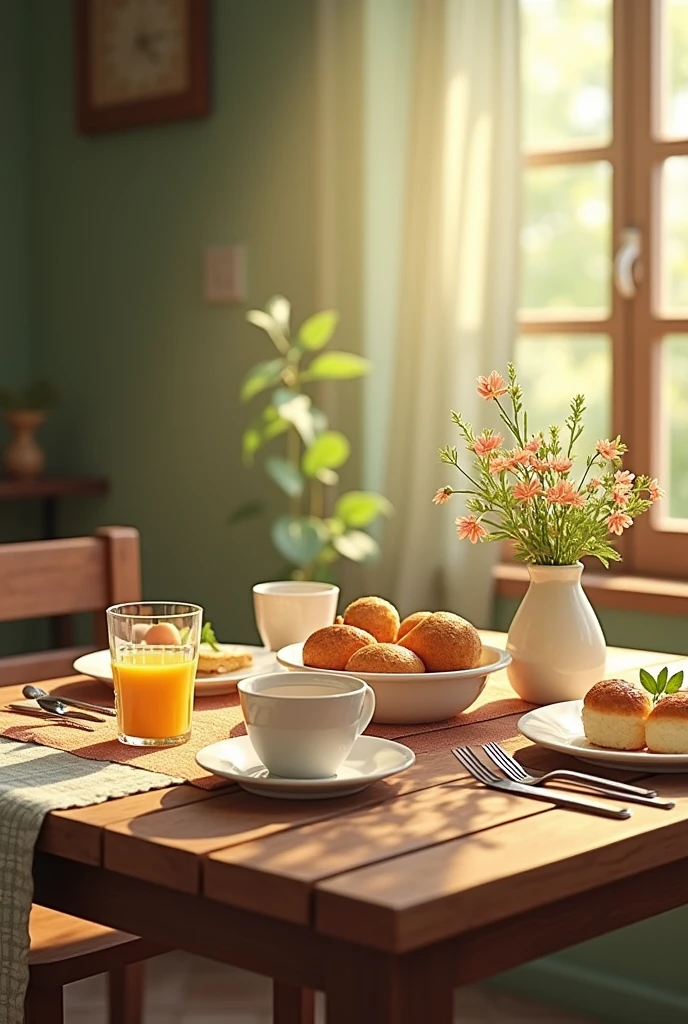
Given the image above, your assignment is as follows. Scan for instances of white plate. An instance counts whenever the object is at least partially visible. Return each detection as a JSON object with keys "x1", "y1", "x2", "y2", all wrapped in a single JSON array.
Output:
[
  {"x1": 195, "y1": 734, "x2": 416, "y2": 798},
  {"x1": 518, "y1": 700, "x2": 688, "y2": 772},
  {"x1": 276, "y1": 642, "x2": 511, "y2": 724},
  {"x1": 73, "y1": 646, "x2": 278, "y2": 698}
]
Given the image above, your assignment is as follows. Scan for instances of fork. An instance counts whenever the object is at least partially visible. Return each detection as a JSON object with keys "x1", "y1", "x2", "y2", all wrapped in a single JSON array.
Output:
[
  {"x1": 482, "y1": 742, "x2": 673, "y2": 809},
  {"x1": 452, "y1": 746, "x2": 631, "y2": 819}
]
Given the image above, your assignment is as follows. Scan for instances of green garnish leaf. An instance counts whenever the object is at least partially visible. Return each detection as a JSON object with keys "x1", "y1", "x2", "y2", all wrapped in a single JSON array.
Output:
[
  {"x1": 658, "y1": 666, "x2": 669, "y2": 689},
  {"x1": 639, "y1": 668, "x2": 657, "y2": 694},
  {"x1": 667, "y1": 671, "x2": 685, "y2": 695},
  {"x1": 201, "y1": 621, "x2": 221, "y2": 652}
]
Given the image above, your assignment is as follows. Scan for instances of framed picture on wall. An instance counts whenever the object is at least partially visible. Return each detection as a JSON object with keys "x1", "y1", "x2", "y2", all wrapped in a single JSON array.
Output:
[{"x1": 75, "y1": 0, "x2": 210, "y2": 134}]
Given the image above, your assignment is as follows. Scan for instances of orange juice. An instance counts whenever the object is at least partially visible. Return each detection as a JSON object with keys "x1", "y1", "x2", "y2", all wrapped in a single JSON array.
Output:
[{"x1": 112, "y1": 647, "x2": 196, "y2": 742}]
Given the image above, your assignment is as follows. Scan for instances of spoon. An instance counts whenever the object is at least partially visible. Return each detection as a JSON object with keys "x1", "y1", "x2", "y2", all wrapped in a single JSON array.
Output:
[
  {"x1": 35, "y1": 696, "x2": 106, "y2": 723},
  {"x1": 23, "y1": 685, "x2": 116, "y2": 717}
]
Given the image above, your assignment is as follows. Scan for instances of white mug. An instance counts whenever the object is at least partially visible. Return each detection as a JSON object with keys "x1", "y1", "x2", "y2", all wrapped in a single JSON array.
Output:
[
  {"x1": 253, "y1": 581, "x2": 339, "y2": 651},
  {"x1": 237, "y1": 671, "x2": 376, "y2": 779}
]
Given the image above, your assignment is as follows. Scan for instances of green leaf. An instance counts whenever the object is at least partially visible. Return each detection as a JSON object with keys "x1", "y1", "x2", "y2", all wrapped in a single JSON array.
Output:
[
  {"x1": 272, "y1": 388, "x2": 317, "y2": 446},
  {"x1": 332, "y1": 530, "x2": 380, "y2": 563},
  {"x1": 302, "y1": 431, "x2": 350, "y2": 478},
  {"x1": 298, "y1": 310, "x2": 339, "y2": 351},
  {"x1": 272, "y1": 516, "x2": 328, "y2": 568},
  {"x1": 227, "y1": 500, "x2": 266, "y2": 525},
  {"x1": 242, "y1": 406, "x2": 289, "y2": 463},
  {"x1": 264, "y1": 455, "x2": 304, "y2": 498},
  {"x1": 201, "y1": 621, "x2": 221, "y2": 651},
  {"x1": 659, "y1": 666, "x2": 669, "y2": 690},
  {"x1": 301, "y1": 351, "x2": 371, "y2": 381},
  {"x1": 246, "y1": 310, "x2": 289, "y2": 353},
  {"x1": 240, "y1": 358, "x2": 286, "y2": 402},
  {"x1": 334, "y1": 490, "x2": 394, "y2": 528},
  {"x1": 265, "y1": 295, "x2": 291, "y2": 334},
  {"x1": 667, "y1": 671, "x2": 685, "y2": 694},
  {"x1": 639, "y1": 668, "x2": 657, "y2": 694}
]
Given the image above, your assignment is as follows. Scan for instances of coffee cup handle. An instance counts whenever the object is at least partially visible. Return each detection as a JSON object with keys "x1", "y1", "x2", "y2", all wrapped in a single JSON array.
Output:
[{"x1": 357, "y1": 683, "x2": 376, "y2": 735}]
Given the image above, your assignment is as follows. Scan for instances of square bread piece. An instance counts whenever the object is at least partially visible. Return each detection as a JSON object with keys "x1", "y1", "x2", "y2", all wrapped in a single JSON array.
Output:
[{"x1": 197, "y1": 643, "x2": 253, "y2": 675}]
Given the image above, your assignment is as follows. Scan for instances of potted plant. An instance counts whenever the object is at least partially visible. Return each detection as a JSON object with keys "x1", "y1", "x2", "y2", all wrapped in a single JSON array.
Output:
[
  {"x1": 234, "y1": 295, "x2": 393, "y2": 581},
  {"x1": 434, "y1": 365, "x2": 663, "y2": 704},
  {"x1": 0, "y1": 382, "x2": 58, "y2": 479}
]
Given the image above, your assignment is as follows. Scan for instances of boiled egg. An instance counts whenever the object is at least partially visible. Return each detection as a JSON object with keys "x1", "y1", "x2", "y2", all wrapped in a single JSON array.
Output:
[{"x1": 143, "y1": 622, "x2": 182, "y2": 645}]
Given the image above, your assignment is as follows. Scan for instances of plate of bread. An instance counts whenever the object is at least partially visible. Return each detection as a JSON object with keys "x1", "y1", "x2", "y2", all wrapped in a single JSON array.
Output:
[
  {"x1": 276, "y1": 595, "x2": 510, "y2": 724},
  {"x1": 518, "y1": 671, "x2": 688, "y2": 771},
  {"x1": 74, "y1": 640, "x2": 277, "y2": 697}
]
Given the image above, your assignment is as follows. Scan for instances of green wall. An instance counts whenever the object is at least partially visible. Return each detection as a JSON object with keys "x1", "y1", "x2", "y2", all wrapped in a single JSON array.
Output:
[{"x1": 27, "y1": 0, "x2": 320, "y2": 645}]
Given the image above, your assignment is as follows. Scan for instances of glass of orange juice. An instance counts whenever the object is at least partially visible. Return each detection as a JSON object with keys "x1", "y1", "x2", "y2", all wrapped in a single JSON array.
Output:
[{"x1": 107, "y1": 602, "x2": 203, "y2": 746}]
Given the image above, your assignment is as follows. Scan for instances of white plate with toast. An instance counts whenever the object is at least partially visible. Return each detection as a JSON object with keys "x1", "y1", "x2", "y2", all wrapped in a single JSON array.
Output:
[
  {"x1": 73, "y1": 645, "x2": 278, "y2": 697},
  {"x1": 518, "y1": 700, "x2": 688, "y2": 772}
]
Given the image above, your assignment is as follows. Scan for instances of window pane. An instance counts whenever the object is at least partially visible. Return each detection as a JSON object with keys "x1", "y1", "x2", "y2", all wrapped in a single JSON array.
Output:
[
  {"x1": 515, "y1": 335, "x2": 611, "y2": 444},
  {"x1": 661, "y1": 157, "x2": 688, "y2": 312},
  {"x1": 521, "y1": 0, "x2": 612, "y2": 151},
  {"x1": 521, "y1": 162, "x2": 612, "y2": 314},
  {"x1": 660, "y1": 336, "x2": 688, "y2": 519},
  {"x1": 661, "y1": 0, "x2": 688, "y2": 139}
]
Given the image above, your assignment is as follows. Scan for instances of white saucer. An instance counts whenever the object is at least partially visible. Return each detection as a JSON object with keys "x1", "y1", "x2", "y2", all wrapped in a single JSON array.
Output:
[
  {"x1": 519, "y1": 700, "x2": 688, "y2": 773},
  {"x1": 195, "y1": 734, "x2": 416, "y2": 798},
  {"x1": 73, "y1": 646, "x2": 278, "y2": 698}
]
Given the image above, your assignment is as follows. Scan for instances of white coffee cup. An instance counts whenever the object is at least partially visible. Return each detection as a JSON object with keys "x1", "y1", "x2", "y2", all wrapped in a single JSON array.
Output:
[
  {"x1": 253, "y1": 581, "x2": 339, "y2": 651},
  {"x1": 237, "y1": 670, "x2": 375, "y2": 779}
]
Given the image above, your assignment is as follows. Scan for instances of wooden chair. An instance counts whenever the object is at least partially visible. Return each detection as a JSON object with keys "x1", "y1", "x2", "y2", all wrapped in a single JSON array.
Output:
[{"x1": 0, "y1": 526, "x2": 161, "y2": 1023}]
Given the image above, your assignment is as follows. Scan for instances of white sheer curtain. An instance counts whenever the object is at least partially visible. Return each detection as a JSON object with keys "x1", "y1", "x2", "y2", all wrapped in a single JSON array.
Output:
[{"x1": 378, "y1": 0, "x2": 520, "y2": 626}]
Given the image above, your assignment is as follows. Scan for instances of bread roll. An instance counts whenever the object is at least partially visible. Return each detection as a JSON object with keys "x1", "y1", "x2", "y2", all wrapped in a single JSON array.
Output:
[
  {"x1": 397, "y1": 611, "x2": 432, "y2": 641},
  {"x1": 581, "y1": 678, "x2": 651, "y2": 750},
  {"x1": 397, "y1": 611, "x2": 481, "y2": 671},
  {"x1": 346, "y1": 644, "x2": 425, "y2": 674},
  {"x1": 343, "y1": 596, "x2": 400, "y2": 643},
  {"x1": 303, "y1": 625, "x2": 376, "y2": 671},
  {"x1": 645, "y1": 692, "x2": 688, "y2": 753}
]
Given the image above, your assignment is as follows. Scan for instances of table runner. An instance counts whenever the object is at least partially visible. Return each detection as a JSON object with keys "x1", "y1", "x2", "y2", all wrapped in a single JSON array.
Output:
[
  {"x1": 0, "y1": 673, "x2": 531, "y2": 788},
  {"x1": 0, "y1": 737, "x2": 178, "y2": 1024}
]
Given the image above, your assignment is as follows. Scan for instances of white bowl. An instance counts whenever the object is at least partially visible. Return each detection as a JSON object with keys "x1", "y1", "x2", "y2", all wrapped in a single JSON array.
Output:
[{"x1": 275, "y1": 643, "x2": 511, "y2": 724}]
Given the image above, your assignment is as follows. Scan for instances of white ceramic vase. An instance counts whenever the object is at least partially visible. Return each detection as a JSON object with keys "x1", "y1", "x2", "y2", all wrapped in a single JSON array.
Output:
[{"x1": 506, "y1": 562, "x2": 606, "y2": 705}]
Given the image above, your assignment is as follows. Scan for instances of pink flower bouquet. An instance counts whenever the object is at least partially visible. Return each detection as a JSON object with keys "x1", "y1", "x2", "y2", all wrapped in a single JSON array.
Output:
[{"x1": 435, "y1": 365, "x2": 663, "y2": 566}]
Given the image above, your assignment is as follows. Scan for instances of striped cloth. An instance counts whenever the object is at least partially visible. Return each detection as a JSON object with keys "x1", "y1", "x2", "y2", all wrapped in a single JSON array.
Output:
[{"x1": 0, "y1": 738, "x2": 179, "y2": 1024}]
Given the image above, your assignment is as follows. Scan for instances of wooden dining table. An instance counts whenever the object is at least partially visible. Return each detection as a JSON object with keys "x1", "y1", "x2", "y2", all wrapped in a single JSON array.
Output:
[{"x1": 20, "y1": 631, "x2": 688, "y2": 1023}]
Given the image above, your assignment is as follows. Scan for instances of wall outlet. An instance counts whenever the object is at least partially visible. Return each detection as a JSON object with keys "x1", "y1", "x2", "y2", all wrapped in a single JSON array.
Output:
[{"x1": 203, "y1": 245, "x2": 246, "y2": 303}]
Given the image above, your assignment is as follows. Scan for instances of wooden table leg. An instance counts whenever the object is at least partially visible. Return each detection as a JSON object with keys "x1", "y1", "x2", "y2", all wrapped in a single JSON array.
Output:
[
  {"x1": 108, "y1": 962, "x2": 144, "y2": 1024},
  {"x1": 325, "y1": 946, "x2": 453, "y2": 1024},
  {"x1": 273, "y1": 981, "x2": 316, "y2": 1024}
]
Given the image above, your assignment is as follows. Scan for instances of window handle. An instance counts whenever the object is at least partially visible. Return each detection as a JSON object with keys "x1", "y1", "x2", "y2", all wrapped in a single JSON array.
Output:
[{"x1": 614, "y1": 227, "x2": 642, "y2": 299}]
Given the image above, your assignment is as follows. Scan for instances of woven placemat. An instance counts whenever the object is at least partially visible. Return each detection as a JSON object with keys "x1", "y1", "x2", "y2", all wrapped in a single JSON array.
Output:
[{"x1": 0, "y1": 671, "x2": 530, "y2": 788}]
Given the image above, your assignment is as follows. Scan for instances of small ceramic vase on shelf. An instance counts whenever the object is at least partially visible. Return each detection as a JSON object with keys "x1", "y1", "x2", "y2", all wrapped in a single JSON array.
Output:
[
  {"x1": 506, "y1": 562, "x2": 606, "y2": 705},
  {"x1": 2, "y1": 410, "x2": 47, "y2": 479}
]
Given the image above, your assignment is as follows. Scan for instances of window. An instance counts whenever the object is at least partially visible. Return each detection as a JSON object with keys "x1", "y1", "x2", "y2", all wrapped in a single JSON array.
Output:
[{"x1": 518, "y1": 0, "x2": 688, "y2": 578}]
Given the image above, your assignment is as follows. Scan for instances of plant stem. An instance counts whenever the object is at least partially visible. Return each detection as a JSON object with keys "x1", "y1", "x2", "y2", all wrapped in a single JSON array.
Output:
[{"x1": 287, "y1": 426, "x2": 301, "y2": 516}]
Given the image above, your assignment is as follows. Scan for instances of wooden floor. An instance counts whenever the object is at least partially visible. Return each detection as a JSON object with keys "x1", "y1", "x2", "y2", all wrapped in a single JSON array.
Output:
[{"x1": 63, "y1": 951, "x2": 599, "y2": 1023}]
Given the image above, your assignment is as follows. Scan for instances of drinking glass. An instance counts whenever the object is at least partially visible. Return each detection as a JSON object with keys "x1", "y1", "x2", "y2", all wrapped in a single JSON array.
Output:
[{"x1": 107, "y1": 602, "x2": 203, "y2": 747}]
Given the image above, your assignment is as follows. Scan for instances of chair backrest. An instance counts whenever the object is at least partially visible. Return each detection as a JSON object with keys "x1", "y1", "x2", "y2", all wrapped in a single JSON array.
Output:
[{"x1": 0, "y1": 526, "x2": 141, "y2": 687}]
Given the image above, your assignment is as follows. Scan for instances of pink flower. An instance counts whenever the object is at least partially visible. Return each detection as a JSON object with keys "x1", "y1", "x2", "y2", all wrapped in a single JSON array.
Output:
[
  {"x1": 596, "y1": 439, "x2": 622, "y2": 460},
  {"x1": 588, "y1": 477, "x2": 603, "y2": 491},
  {"x1": 607, "y1": 511, "x2": 633, "y2": 536},
  {"x1": 548, "y1": 456, "x2": 574, "y2": 473},
  {"x1": 432, "y1": 487, "x2": 452, "y2": 506},
  {"x1": 546, "y1": 481, "x2": 587, "y2": 507},
  {"x1": 509, "y1": 448, "x2": 531, "y2": 466},
  {"x1": 512, "y1": 479, "x2": 543, "y2": 503},
  {"x1": 455, "y1": 516, "x2": 488, "y2": 543},
  {"x1": 472, "y1": 432, "x2": 503, "y2": 457},
  {"x1": 489, "y1": 455, "x2": 513, "y2": 475},
  {"x1": 525, "y1": 435, "x2": 543, "y2": 453},
  {"x1": 529, "y1": 457, "x2": 551, "y2": 473},
  {"x1": 612, "y1": 488, "x2": 629, "y2": 506},
  {"x1": 614, "y1": 470, "x2": 635, "y2": 491},
  {"x1": 648, "y1": 478, "x2": 665, "y2": 502},
  {"x1": 477, "y1": 371, "x2": 508, "y2": 401}
]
